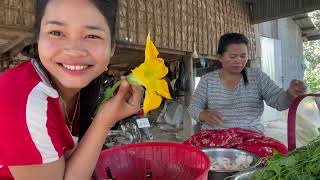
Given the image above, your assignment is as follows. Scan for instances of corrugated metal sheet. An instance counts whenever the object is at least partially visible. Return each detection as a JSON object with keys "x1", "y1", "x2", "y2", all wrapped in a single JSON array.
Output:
[
  {"x1": 251, "y1": 0, "x2": 320, "y2": 24},
  {"x1": 292, "y1": 13, "x2": 320, "y2": 41}
]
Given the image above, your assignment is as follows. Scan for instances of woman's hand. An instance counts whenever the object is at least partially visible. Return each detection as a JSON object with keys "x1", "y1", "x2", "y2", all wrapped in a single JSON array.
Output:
[
  {"x1": 199, "y1": 110, "x2": 224, "y2": 127},
  {"x1": 287, "y1": 79, "x2": 307, "y2": 101},
  {"x1": 96, "y1": 80, "x2": 142, "y2": 128}
]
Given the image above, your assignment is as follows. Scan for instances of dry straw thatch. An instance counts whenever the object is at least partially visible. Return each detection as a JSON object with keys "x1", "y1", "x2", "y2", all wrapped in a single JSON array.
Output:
[
  {"x1": 0, "y1": 0, "x2": 255, "y2": 66},
  {"x1": 0, "y1": 0, "x2": 35, "y2": 61},
  {"x1": 117, "y1": 0, "x2": 255, "y2": 58},
  {"x1": 0, "y1": 0, "x2": 35, "y2": 31}
]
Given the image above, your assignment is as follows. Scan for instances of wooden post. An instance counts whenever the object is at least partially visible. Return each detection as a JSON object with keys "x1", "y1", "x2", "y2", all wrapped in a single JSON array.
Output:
[{"x1": 182, "y1": 54, "x2": 195, "y2": 138}]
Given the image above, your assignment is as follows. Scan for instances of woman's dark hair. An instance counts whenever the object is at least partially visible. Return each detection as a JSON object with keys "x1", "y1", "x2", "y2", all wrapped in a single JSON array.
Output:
[
  {"x1": 34, "y1": 0, "x2": 118, "y2": 44},
  {"x1": 217, "y1": 33, "x2": 249, "y2": 85},
  {"x1": 34, "y1": 0, "x2": 119, "y2": 140}
]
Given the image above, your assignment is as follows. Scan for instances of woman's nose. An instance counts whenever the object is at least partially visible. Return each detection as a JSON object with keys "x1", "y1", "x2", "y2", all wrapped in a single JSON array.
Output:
[
  {"x1": 231, "y1": 57, "x2": 241, "y2": 63},
  {"x1": 63, "y1": 41, "x2": 88, "y2": 57}
]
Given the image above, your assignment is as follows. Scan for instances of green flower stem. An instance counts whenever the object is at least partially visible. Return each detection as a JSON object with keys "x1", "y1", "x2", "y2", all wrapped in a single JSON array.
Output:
[
  {"x1": 94, "y1": 80, "x2": 122, "y2": 116},
  {"x1": 103, "y1": 80, "x2": 122, "y2": 102},
  {"x1": 94, "y1": 73, "x2": 143, "y2": 116},
  {"x1": 127, "y1": 73, "x2": 144, "y2": 86}
]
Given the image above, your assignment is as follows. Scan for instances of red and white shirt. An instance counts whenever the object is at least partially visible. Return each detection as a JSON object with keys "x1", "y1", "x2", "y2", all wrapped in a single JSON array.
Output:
[{"x1": 0, "y1": 60, "x2": 76, "y2": 179}]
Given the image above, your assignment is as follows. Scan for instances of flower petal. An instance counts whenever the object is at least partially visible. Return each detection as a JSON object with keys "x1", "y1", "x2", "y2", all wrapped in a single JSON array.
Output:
[
  {"x1": 156, "y1": 79, "x2": 172, "y2": 99},
  {"x1": 153, "y1": 58, "x2": 168, "y2": 79},
  {"x1": 145, "y1": 34, "x2": 159, "y2": 64},
  {"x1": 143, "y1": 90, "x2": 162, "y2": 114}
]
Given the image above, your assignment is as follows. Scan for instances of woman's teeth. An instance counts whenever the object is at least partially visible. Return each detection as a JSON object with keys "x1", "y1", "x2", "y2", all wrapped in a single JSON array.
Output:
[{"x1": 62, "y1": 64, "x2": 88, "y2": 71}]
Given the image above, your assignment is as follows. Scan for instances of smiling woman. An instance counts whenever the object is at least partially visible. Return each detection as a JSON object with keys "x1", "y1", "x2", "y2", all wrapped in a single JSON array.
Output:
[{"x1": 0, "y1": 0, "x2": 142, "y2": 180}]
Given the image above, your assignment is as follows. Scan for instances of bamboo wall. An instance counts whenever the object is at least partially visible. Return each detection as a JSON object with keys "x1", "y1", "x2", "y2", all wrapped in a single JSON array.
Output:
[
  {"x1": 0, "y1": 0, "x2": 256, "y2": 70},
  {"x1": 116, "y1": 0, "x2": 256, "y2": 58},
  {"x1": 0, "y1": 0, "x2": 35, "y2": 31},
  {"x1": 0, "y1": 0, "x2": 35, "y2": 66}
]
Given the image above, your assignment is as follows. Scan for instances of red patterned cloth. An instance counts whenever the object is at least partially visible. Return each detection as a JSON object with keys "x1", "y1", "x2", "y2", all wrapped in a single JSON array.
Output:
[{"x1": 183, "y1": 128, "x2": 288, "y2": 157}]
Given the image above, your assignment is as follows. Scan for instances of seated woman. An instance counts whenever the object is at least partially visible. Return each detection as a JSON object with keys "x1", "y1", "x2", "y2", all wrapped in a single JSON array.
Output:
[{"x1": 189, "y1": 33, "x2": 306, "y2": 132}]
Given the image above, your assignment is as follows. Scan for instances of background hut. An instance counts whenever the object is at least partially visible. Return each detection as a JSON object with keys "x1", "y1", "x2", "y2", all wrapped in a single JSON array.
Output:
[
  {"x1": 112, "y1": 0, "x2": 255, "y2": 69},
  {"x1": 0, "y1": 0, "x2": 256, "y2": 72}
]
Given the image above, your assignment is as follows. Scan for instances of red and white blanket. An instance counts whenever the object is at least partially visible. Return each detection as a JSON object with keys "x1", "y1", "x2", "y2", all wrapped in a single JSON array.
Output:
[{"x1": 183, "y1": 128, "x2": 288, "y2": 157}]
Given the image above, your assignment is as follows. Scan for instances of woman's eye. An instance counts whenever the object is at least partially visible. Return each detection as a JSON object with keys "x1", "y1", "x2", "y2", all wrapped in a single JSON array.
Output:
[
  {"x1": 49, "y1": 31, "x2": 64, "y2": 36},
  {"x1": 86, "y1": 35, "x2": 101, "y2": 39}
]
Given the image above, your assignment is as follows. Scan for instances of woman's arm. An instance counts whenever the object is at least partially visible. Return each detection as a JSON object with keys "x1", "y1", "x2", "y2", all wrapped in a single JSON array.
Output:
[
  {"x1": 9, "y1": 117, "x2": 110, "y2": 180},
  {"x1": 9, "y1": 81, "x2": 141, "y2": 180},
  {"x1": 258, "y1": 69, "x2": 306, "y2": 111},
  {"x1": 258, "y1": 69, "x2": 291, "y2": 111},
  {"x1": 9, "y1": 158, "x2": 65, "y2": 180}
]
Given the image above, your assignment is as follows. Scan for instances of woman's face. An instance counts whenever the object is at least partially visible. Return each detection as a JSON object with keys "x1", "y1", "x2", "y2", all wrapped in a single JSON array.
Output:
[
  {"x1": 38, "y1": 0, "x2": 114, "y2": 89},
  {"x1": 218, "y1": 43, "x2": 248, "y2": 74}
]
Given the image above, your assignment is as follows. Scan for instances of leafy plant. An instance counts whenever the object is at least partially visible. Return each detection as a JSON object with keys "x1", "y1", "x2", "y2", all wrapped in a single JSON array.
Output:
[
  {"x1": 304, "y1": 10, "x2": 320, "y2": 92},
  {"x1": 252, "y1": 135, "x2": 320, "y2": 179}
]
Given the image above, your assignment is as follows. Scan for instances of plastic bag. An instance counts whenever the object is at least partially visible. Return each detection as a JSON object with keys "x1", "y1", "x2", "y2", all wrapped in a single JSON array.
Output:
[
  {"x1": 263, "y1": 96, "x2": 320, "y2": 147},
  {"x1": 157, "y1": 100, "x2": 184, "y2": 130},
  {"x1": 295, "y1": 97, "x2": 320, "y2": 146}
]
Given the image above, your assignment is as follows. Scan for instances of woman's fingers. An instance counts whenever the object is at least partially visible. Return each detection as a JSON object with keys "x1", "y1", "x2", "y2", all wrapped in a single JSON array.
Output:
[
  {"x1": 199, "y1": 110, "x2": 224, "y2": 127},
  {"x1": 207, "y1": 112, "x2": 223, "y2": 125},
  {"x1": 290, "y1": 80, "x2": 306, "y2": 94},
  {"x1": 287, "y1": 80, "x2": 307, "y2": 99},
  {"x1": 128, "y1": 85, "x2": 142, "y2": 111},
  {"x1": 115, "y1": 80, "x2": 130, "y2": 100}
]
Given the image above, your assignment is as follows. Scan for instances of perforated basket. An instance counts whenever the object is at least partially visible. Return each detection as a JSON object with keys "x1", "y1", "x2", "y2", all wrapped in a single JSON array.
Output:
[{"x1": 95, "y1": 142, "x2": 210, "y2": 180}]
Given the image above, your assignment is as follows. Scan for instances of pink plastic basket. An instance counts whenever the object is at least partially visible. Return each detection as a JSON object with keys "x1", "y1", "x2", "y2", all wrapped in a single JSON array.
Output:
[
  {"x1": 95, "y1": 142, "x2": 210, "y2": 180},
  {"x1": 287, "y1": 93, "x2": 320, "y2": 151}
]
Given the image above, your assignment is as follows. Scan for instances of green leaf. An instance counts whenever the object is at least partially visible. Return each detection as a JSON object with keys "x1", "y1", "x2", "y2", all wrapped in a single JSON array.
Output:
[
  {"x1": 261, "y1": 170, "x2": 277, "y2": 179},
  {"x1": 276, "y1": 156, "x2": 297, "y2": 167}
]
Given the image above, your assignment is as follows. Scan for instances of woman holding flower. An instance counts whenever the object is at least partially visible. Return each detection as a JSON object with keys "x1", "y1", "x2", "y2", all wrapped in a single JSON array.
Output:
[{"x1": 0, "y1": 0, "x2": 142, "y2": 179}]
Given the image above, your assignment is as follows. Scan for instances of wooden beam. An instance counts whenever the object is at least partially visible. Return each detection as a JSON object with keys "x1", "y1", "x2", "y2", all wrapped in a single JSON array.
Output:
[
  {"x1": 110, "y1": 45, "x2": 184, "y2": 65},
  {"x1": 109, "y1": 66, "x2": 133, "y2": 71},
  {"x1": 0, "y1": 25, "x2": 34, "y2": 33},
  {"x1": 116, "y1": 42, "x2": 188, "y2": 56},
  {"x1": 292, "y1": 16, "x2": 309, "y2": 21},
  {"x1": 307, "y1": 35, "x2": 320, "y2": 41},
  {"x1": 301, "y1": 27, "x2": 317, "y2": 31},
  {"x1": 108, "y1": 63, "x2": 133, "y2": 71},
  {"x1": 0, "y1": 36, "x2": 25, "y2": 54},
  {"x1": 8, "y1": 37, "x2": 34, "y2": 57}
]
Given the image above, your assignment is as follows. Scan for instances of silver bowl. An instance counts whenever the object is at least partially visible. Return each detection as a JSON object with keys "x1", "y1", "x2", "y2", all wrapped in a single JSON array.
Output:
[
  {"x1": 230, "y1": 168, "x2": 262, "y2": 180},
  {"x1": 201, "y1": 148, "x2": 260, "y2": 180}
]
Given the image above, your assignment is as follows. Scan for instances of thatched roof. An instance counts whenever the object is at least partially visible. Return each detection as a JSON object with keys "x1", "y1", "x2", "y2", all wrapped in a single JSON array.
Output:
[
  {"x1": 0, "y1": 0, "x2": 35, "y2": 60},
  {"x1": 115, "y1": 0, "x2": 256, "y2": 63}
]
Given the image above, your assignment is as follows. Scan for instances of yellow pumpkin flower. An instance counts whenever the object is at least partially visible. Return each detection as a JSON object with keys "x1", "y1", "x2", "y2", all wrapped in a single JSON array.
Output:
[
  {"x1": 129, "y1": 34, "x2": 172, "y2": 113},
  {"x1": 97, "y1": 34, "x2": 172, "y2": 115}
]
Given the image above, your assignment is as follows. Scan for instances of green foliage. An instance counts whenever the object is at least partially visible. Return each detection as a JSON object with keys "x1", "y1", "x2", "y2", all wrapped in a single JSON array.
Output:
[
  {"x1": 252, "y1": 136, "x2": 320, "y2": 180},
  {"x1": 304, "y1": 11, "x2": 320, "y2": 92}
]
